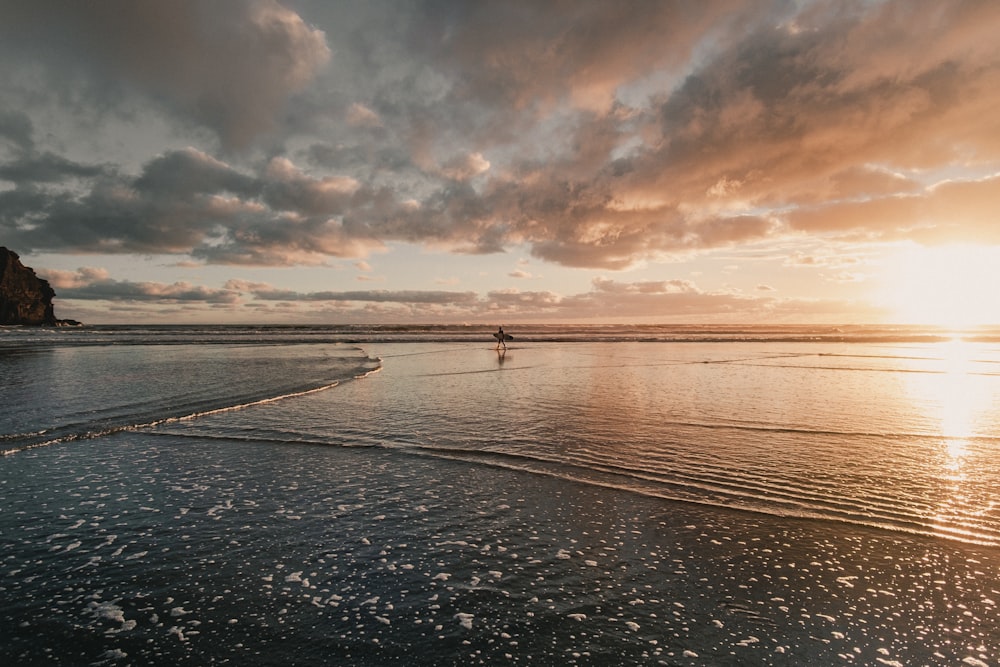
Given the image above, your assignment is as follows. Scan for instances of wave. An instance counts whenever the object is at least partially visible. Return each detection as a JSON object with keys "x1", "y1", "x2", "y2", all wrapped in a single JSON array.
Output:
[
  {"x1": 116, "y1": 423, "x2": 1000, "y2": 548},
  {"x1": 1, "y1": 344, "x2": 381, "y2": 456},
  {"x1": 144, "y1": 426, "x2": 1000, "y2": 546},
  {"x1": 379, "y1": 441, "x2": 1000, "y2": 547},
  {"x1": 0, "y1": 381, "x2": 347, "y2": 456},
  {"x1": 7, "y1": 323, "x2": 1000, "y2": 347}
]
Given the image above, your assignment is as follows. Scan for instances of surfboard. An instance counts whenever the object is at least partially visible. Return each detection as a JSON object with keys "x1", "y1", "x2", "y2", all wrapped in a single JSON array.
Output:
[{"x1": 493, "y1": 332, "x2": 514, "y2": 341}]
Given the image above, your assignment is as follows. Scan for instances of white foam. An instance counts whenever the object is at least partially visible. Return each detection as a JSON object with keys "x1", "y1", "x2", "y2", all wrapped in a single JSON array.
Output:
[
  {"x1": 89, "y1": 601, "x2": 125, "y2": 624},
  {"x1": 456, "y1": 612, "x2": 474, "y2": 629},
  {"x1": 98, "y1": 649, "x2": 128, "y2": 660}
]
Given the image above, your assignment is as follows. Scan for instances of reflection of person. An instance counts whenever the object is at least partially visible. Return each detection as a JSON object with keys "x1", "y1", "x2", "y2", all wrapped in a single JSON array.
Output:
[{"x1": 496, "y1": 325, "x2": 506, "y2": 350}]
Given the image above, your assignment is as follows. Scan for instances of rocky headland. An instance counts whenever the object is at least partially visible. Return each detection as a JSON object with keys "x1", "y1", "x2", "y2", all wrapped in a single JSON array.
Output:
[{"x1": 0, "y1": 247, "x2": 80, "y2": 326}]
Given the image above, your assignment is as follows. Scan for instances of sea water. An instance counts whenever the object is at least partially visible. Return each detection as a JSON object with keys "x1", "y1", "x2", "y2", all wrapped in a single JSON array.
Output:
[{"x1": 1, "y1": 325, "x2": 998, "y2": 665}]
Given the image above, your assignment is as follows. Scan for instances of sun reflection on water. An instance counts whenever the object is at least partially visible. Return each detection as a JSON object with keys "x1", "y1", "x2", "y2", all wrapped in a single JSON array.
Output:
[
  {"x1": 938, "y1": 339, "x2": 978, "y2": 474},
  {"x1": 919, "y1": 338, "x2": 996, "y2": 539}
]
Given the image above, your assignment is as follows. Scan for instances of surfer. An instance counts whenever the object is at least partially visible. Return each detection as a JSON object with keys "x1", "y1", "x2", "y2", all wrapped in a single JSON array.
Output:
[{"x1": 496, "y1": 326, "x2": 507, "y2": 350}]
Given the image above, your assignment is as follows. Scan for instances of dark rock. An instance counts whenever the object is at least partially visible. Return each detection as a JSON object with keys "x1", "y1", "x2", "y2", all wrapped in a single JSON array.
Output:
[{"x1": 0, "y1": 247, "x2": 80, "y2": 326}]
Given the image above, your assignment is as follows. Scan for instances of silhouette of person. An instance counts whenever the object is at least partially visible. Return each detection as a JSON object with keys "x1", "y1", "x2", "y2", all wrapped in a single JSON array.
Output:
[{"x1": 496, "y1": 325, "x2": 506, "y2": 350}]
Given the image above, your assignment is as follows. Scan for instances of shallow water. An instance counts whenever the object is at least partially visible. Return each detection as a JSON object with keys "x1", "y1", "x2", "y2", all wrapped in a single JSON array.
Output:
[
  {"x1": 2, "y1": 327, "x2": 999, "y2": 665},
  {"x1": 322, "y1": 340, "x2": 1000, "y2": 547}
]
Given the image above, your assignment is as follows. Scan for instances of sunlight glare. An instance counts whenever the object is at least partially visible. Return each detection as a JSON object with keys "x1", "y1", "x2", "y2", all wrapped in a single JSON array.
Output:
[
  {"x1": 878, "y1": 244, "x2": 1000, "y2": 328},
  {"x1": 937, "y1": 339, "x2": 979, "y2": 451}
]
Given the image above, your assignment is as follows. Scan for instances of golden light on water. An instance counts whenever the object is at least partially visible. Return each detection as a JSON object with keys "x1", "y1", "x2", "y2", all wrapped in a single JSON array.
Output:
[
  {"x1": 921, "y1": 339, "x2": 996, "y2": 540},
  {"x1": 929, "y1": 339, "x2": 994, "y2": 473},
  {"x1": 937, "y1": 339, "x2": 981, "y2": 447}
]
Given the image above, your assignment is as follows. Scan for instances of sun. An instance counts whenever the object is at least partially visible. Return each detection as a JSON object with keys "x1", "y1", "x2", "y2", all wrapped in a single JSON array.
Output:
[{"x1": 877, "y1": 243, "x2": 1000, "y2": 329}]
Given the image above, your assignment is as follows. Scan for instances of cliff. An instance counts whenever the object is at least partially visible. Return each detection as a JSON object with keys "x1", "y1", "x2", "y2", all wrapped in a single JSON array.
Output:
[{"x1": 0, "y1": 247, "x2": 79, "y2": 326}]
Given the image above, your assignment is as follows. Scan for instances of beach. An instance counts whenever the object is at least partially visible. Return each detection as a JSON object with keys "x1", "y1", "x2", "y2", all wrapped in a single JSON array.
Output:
[{"x1": 2, "y1": 326, "x2": 999, "y2": 665}]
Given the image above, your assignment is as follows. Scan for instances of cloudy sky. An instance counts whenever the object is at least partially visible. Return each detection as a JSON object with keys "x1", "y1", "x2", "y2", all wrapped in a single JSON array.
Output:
[{"x1": 3, "y1": 0, "x2": 1000, "y2": 325}]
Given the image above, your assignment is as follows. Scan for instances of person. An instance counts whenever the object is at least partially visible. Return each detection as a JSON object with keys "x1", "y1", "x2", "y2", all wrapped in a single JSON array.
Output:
[{"x1": 496, "y1": 325, "x2": 506, "y2": 350}]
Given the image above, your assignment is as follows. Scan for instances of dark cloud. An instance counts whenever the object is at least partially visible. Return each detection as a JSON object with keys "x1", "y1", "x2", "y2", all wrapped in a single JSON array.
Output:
[
  {"x1": 48, "y1": 268, "x2": 240, "y2": 304},
  {"x1": 135, "y1": 148, "x2": 259, "y2": 198},
  {"x1": 0, "y1": 151, "x2": 107, "y2": 184},
  {"x1": 416, "y1": 0, "x2": 772, "y2": 114},
  {"x1": 0, "y1": 0, "x2": 330, "y2": 149},
  {"x1": 0, "y1": 109, "x2": 34, "y2": 152},
  {"x1": 262, "y1": 157, "x2": 359, "y2": 216},
  {"x1": 3, "y1": 148, "x2": 383, "y2": 263}
]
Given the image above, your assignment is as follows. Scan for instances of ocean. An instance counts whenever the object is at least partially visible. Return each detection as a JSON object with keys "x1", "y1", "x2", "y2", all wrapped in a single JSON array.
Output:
[{"x1": 1, "y1": 324, "x2": 998, "y2": 666}]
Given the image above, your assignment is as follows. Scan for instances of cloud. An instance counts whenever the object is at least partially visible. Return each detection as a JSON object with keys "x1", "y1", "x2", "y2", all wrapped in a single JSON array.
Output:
[
  {"x1": 263, "y1": 157, "x2": 360, "y2": 215},
  {"x1": 420, "y1": 1, "x2": 767, "y2": 115},
  {"x1": 439, "y1": 152, "x2": 491, "y2": 181},
  {"x1": 47, "y1": 268, "x2": 873, "y2": 324},
  {"x1": 135, "y1": 147, "x2": 259, "y2": 198},
  {"x1": 786, "y1": 174, "x2": 1000, "y2": 244},
  {"x1": 2, "y1": 148, "x2": 386, "y2": 264},
  {"x1": 2, "y1": 149, "x2": 258, "y2": 256},
  {"x1": 6, "y1": 0, "x2": 1000, "y2": 279},
  {"x1": 0, "y1": 109, "x2": 34, "y2": 152},
  {"x1": 43, "y1": 267, "x2": 111, "y2": 289},
  {"x1": 228, "y1": 280, "x2": 479, "y2": 306},
  {"x1": 0, "y1": 152, "x2": 107, "y2": 184},
  {"x1": 346, "y1": 103, "x2": 382, "y2": 127},
  {"x1": 0, "y1": 0, "x2": 331, "y2": 149},
  {"x1": 47, "y1": 269, "x2": 241, "y2": 304}
]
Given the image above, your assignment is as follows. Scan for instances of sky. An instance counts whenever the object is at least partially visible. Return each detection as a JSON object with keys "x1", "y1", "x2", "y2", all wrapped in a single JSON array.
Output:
[{"x1": 2, "y1": 0, "x2": 1000, "y2": 326}]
